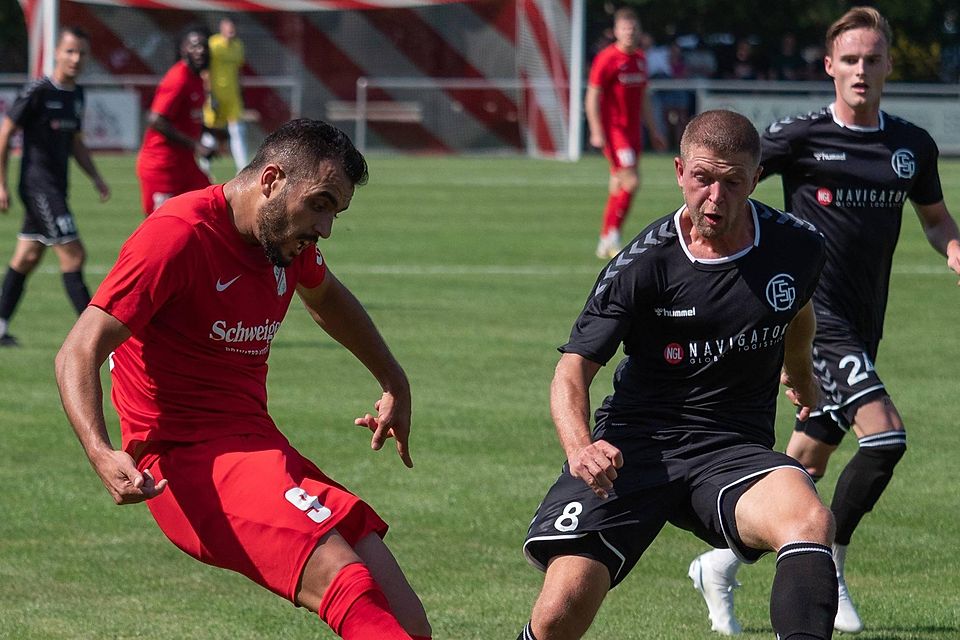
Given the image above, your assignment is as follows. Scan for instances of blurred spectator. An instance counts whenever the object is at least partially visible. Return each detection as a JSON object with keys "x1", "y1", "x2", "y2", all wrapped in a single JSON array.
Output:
[
  {"x1": 640, "y1": 31, "x2": 669, "y2": 145},
  {"x1": 642, "y1": 32, "x2": 671, "y2": 79},
  {"x1": 771, "y1": 33, "x2": 808, "y2": 80},
  {"x1": 725, "y1": 37, "x2": 767, "y2": 80},
  {"x1": 659, "y1": 40, "x2": 693, "y2": 148},
  {"x1": 940, "y1": 9, "x2": 960, "y2": 83},
  {"x1": 802, "y1": 44, "x2": 829, "y2": 81}
]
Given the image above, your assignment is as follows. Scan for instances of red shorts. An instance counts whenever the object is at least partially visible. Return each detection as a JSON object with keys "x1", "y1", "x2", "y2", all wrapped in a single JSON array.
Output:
[
  {"x1": 137, "y1": 432, "x2": 388, "y2": 602},
  {"x1": 603, "y1": 127, "x2": 642, "y2": 171},
  {"x1": 136, "y1": 162, "x2": 211, "y2": 216}
]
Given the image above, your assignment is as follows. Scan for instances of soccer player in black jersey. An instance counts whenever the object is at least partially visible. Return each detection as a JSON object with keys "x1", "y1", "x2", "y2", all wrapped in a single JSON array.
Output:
[
  {"x1": 0, "y1": 26, "x2": 109, "y2": 347},
  {"x1": 689, "y1": 8, "x2": 960, "y2": 636},
  {"x1": 516, "y1": 110, "x2": 837, "y2": 640}
]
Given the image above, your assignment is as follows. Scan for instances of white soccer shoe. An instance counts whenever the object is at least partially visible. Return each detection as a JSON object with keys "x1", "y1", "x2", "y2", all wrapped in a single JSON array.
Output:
[
  {"x1": 835, "y1": 574, "x2": 864, "y2": 634},
  {"x1": 595, "y1": 230, "x2": 622, "y2": 259},
  {"x1": 689, "y1": 552, "x2": 743, "y2": 636}
]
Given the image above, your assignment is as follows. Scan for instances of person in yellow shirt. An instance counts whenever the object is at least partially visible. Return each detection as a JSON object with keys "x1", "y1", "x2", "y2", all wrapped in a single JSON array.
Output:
[{"x1": 204, "y1": 17, "x2": 247, "y2": 171}]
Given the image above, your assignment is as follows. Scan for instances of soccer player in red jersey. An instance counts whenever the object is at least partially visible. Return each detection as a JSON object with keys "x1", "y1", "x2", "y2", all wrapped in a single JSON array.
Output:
[
  {"x1": 56, "y1": 120, "x2": 431, "y2": 640},
  {"x1": 135, "y1": 25, "x2": 215, "y2": 216},
  {"x1": 586, "y1": 7, "x2": 667, "y2": 259}
]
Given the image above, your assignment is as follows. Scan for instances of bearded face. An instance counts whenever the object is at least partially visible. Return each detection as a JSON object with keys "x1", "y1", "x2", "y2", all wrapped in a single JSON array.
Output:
[{"x1": 256, "y1": 185, "x2": 294, "y2": 267}]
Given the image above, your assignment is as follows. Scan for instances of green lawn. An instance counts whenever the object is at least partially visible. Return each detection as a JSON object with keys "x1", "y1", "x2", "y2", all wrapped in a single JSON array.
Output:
[{"x1": 1, "y1": 152, "x2": 958, "y2": 639}]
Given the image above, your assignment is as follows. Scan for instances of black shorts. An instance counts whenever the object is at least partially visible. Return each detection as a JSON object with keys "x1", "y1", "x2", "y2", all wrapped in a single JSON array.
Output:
[
  {"x1": 797, "y1": 313, "x2": 888, "y2": 445},
  {"x1": 18, "y1": 189, "x2": 79, "y2": 245},
  {"x1": 522, "y1": 429, "x2": 808, "y2": 587}
]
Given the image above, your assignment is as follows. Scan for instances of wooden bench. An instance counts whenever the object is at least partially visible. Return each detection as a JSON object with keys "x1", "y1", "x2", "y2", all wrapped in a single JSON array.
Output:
[{"x1": 325, "y1": 100, "x2": 423, "y2": 123}]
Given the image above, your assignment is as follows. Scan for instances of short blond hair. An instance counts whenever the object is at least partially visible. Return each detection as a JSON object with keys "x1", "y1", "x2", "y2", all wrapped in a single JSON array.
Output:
[
  {"x1": 613, "y1": 7, "x2": 639, "y2": 26},
  {"x1": 825, "y1": 6, "x2": 892, "y2": 55},
  {"x1": 680, "y1": 110, "x2": 760, "y2": 166}
]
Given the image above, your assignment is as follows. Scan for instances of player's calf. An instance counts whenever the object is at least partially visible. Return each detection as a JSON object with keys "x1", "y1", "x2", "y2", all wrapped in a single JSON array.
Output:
[
  {"x1": 831, "y1": 431, "x2": 906, "y2": 544},
  {"x1": 770, "y1": 542, "x2": 837, "y2": 640},
  {"x1": 318, "y1": 562, "x2": 415, "y2": 640}
]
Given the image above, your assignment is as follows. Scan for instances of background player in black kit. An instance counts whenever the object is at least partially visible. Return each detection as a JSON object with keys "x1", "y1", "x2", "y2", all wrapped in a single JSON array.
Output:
[
  {"x1": 0, "y1": 26, "x2": 110, "y2": 347},
  {"x1": 516, "y1": 110, "x2": 837, "y2": 640},
  {"x1": 688, "y1": 7, "x2": 960, "y2": 637}
]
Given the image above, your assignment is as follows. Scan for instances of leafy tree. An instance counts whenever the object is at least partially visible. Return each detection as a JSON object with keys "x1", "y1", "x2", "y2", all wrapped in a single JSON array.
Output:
[{"x1": 0, "y1": 0, "x2": 26, "y2": 73}]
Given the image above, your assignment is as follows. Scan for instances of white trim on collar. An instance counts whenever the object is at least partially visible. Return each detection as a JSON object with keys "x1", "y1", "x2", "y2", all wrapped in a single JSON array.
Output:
[
  {"x1": 829, "y1": 102, "x2": 884, "y2": 132},
  {"x1": 676, "y1": 200, "x2": 759, "y2": 265}
]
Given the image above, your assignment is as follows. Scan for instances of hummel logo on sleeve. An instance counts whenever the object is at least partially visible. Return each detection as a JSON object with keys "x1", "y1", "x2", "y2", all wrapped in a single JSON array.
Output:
[{"x1": 216, "y1": 275, "x2": 241, "y2": 292}]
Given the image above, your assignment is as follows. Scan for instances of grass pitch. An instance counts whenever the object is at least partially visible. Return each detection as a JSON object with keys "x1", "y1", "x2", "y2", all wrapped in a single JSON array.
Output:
[{"x1": 1, "y1": 152, "x2": 958, "y2": 639}]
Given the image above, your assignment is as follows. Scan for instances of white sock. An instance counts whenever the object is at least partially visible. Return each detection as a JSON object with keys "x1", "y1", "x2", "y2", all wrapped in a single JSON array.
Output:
[
  {"x1": 0, "y1": 318, "x2": 8, "y2": 336},
  {"x1": 832, "y1": 543, "x2": 848, "y2": 578},
  {"x1": 228, "y1": 121, "x2": 248, "y2": 171}
]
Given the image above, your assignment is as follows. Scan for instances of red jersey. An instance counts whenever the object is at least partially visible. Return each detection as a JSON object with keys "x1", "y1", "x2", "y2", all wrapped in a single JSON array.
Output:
[
  {"x1": 137, "y1": 60, "x2": 205, "y2": 171},
  {"x1": 588, "y1": 43, "x2": 649, "y2": 137},
  {"x1": 90, "y1": 185, "x2": 327, "y2": 450}
]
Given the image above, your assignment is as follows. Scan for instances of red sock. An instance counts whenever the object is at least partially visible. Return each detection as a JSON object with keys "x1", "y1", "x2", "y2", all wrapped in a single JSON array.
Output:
[
  {"x1": 318, "y1": 562, "x2": 411, "y2": 639},
  {"x1": 601, "y1": 189, "x2": 634, "y2": 236}
]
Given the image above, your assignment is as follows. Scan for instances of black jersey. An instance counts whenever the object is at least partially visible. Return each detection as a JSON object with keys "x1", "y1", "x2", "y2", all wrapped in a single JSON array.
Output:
[
  {"x1": 6, "y1": 77, "x2": 84, "y2": 196},
  {"x1": 561, "y1": 201, "x2": 825, "y2": 448},
  {"x1": 761, "y1": 106, "x2": 943, "y2": 342}
]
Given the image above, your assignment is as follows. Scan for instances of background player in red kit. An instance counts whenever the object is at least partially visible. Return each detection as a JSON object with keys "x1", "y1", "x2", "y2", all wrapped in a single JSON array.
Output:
[
  {"x1": 135, "y1": 24, "x2": 215, "y2": 216},
  {"x1": 56, "y1": 119, "x2": 431, "y2": 640},
  {"x1": 586, "y1": 7, "x2": 667, "y2": 259}
]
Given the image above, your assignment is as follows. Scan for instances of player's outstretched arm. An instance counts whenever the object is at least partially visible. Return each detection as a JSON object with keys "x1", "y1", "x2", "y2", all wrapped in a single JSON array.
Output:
[
  {"x1": 0, "y1": 116, "x2": 19, "y2": 211},
  {"x1": 913, "y1": 200, "x2": 960, "y2": 284},
  {"x1": 551, "y1": 353, "x2": 622, "y2": 499},
  {"x1": 55, "y1": 307, "x2": 168, "y2": 504},
  {"x1": 781, "y1": 300, "x2": 820, "y2": 420},
  {"x1": 72, "y1": 134, "x2": 110, "y2": 202},
  {"x1": 297, "y1": 273, "x2": 413, "y2": 468}
]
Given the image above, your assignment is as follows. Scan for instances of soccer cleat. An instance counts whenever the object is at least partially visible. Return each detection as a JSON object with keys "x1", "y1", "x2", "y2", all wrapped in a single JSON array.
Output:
[
  {"x1": 0, "y1": 333, "x2": 19, "y2": 347},
  {"x1": 595, "y1": 231, "x2": 622, "y2": 259},
  {"x1": 835, "y1": 574, "x2": 864, "y2": 634},
  {"x1": 689, "y1": 552, "x2": 743, "y2": 635}
]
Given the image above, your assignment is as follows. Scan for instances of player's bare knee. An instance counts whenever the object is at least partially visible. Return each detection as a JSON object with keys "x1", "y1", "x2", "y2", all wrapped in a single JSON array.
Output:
[
  {"x1": 787, "y1": 502, "x2": 835, "y2": 546},
  {"x1": 11, "y1": 248, "x2": 43, "y2": 273},
  {"x1": 295, "y1": 532, "x2": 363, "y2": 611},
  {"x1": 55, "y1": 244, "x2": 86, "y2": 272},
  {"x1": 804, "y1": 461, "x2": 828, "y2": 480},
  {"x1": 531, "y1": 598, "x2": 592, "y2": 640}
]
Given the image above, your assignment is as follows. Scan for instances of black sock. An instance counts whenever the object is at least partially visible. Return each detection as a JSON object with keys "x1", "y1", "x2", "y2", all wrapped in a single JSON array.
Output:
[
  {"x1": 517, "y1": 621, "x2": 538, "y2": 640},
  {"x1": 770, "y1": 542, "x2": 837, "y2": 640},
  {"x1": 832, "y1": 433, "x2": 906, "y2": 545},
  {"x1": 0, "y1": 267, "x2": 28, "y2": 328},
  {"x1": 62, "y1": 270, "x2": 91, "y2": 315}
]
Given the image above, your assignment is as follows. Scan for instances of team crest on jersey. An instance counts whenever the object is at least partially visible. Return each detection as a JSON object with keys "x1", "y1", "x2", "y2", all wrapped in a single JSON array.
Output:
[
  {"x1": 890, "y1": 148, "x2": 915, "y2": 179},
  {"x1": 274, "y1": 266, "x2": 287, "y2": 296},
  {"x1": 765, "y1": 273, "x2": 796, "y2": 311}
]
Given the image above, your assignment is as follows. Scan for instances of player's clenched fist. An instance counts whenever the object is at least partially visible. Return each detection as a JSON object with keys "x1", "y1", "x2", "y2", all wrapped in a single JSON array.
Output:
[{"x1": 567, "y1": 439, "x2": 623, "y2": 499}]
